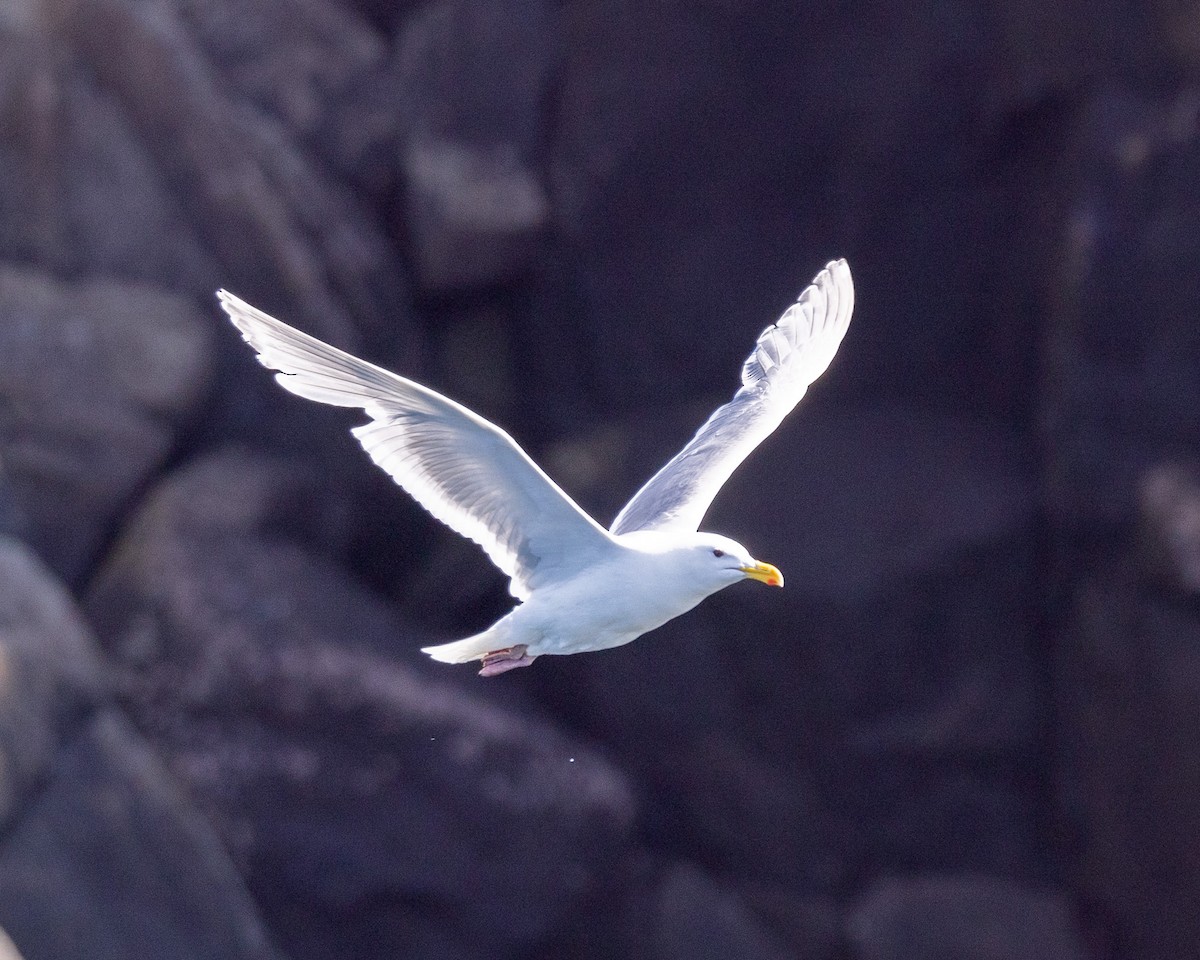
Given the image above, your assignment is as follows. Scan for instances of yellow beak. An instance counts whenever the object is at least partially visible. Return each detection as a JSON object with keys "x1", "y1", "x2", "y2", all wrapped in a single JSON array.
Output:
[{"x1": 740, "y1": 560, "x2": 784, "y2": 588}]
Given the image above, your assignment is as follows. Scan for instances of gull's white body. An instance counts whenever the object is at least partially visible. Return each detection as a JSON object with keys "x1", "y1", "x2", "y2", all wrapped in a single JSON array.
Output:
[
  {"x1": 432, "y1": 529, "x2": 753, "y2": 663},
  {"x1": 219, "y1": 259, "x2": 854, "y2": 674}
]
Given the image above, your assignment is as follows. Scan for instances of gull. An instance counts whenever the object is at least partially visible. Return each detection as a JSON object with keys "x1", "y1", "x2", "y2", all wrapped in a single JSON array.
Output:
[{"x1": 218, "y1": 260, "x2": 853, "y2": 676}]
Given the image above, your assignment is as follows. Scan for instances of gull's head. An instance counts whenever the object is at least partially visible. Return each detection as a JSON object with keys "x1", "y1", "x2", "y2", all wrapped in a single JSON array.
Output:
[{"x1": 681, "y1": 533, "x2": 784, "y2": 591}]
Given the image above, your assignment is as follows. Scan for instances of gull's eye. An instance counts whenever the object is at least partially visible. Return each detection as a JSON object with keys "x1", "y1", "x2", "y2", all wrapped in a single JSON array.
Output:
[{"x1": 712, "y1": 549, "x2": 725, "y2": 558}]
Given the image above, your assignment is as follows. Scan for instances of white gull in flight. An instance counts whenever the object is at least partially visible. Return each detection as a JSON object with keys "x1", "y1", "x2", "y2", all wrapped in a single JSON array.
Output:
[{"x1": 219, "y1": 259, "x2": 853, "y2": 675}]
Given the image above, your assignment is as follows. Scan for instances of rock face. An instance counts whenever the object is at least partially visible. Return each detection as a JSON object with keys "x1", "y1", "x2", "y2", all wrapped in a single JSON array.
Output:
[
  {"x1": 50, "y1": 0, "x2": 408, "y2": 348},
  {"x1": 0, "y1": 711, "x2": 285, "y2": 960},
  {"x1": 1045, "y1": 89, "x2": 1200, "y2": 542},
  {"x1": 0, "y1": 539, "x2": 106, "y2": 829},
  {"x1": 1046, "y1": 87, "x2": 1200, "y2": 960},
  {"x1": 0, "y1": 31, "x2": 219, "y2": 296},
  {"x1": 0, "y1": 268, "x2": 213, "y2": 583},
  {"x1": 86, "y1": 451, "x2": 636, "y2": 960},
  {"x1": 1057, "y1": 549, "x2": 1200, "y2": 960},
  {"x1": 547, "y1": 858, "x2": 817, "y2": 960},
  {"x1": 847, "y1": 874, "x2": 1086, "y2": 960},
  {"x1": 523, "y1": 1, "x2": 1091, "y2": 438},
  {"x1": 0, "y1": 538, "x2": 282, "y2": 960},
  {"x1": 1137, "y1": 463, "x2": 1200, "y2": 596},
  {"x1": 172, "y1": 0, "x2": 386, "y2": 151},
  {"x1": 392, "y1": 0, "x2": 554, "y2": 291}
]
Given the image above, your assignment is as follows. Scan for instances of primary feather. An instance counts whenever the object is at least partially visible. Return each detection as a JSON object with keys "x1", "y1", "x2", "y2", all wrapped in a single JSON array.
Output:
[
  {"x1": 218, "y1": 290, "x2": 616, "y2": 600},
  {"x1": 609, "y1": 259, "x2": 853, "y2": 535}
]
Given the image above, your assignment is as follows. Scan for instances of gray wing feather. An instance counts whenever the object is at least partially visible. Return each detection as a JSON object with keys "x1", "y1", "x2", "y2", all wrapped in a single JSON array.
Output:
[
  {"x1": 610, "y1": 259, "x2": 853, "y2": 535},
  {"x1": 218, "y1": 290, "x2": 615, "y2": 599}
]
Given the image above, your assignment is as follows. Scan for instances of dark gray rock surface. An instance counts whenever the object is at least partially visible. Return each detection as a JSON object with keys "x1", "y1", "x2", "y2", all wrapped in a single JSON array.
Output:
[
  {"x1": 546, "y1": 858, "x2": 815, "y2": 960},
  {"x1": 1137, "y1": 462, "x2": 1200, "y2": 597},
  {"x1": 47, "y1": 0, "x2": 410, "y2": 349},
  {"x1": 1046, "y1": 89, "x2": 1200, "y2": 542},
  {"x1": 0, "y1": 538, "x2": 105, "y2": 830},
  {"x1": 0, "y1": 537, "x2": 282, "y2": 960},
  {"x1": 86, "y1": 450, "x2": 636, "y2": 960},
  {"x1": 523, "y1": 1, "x2": 1110, "y2": 439},
  {"x1": 0, "y1": 31, "x2": 218, "y2": 292},
  {"x1": 0, "y1": 710, "x2": 284, "y2": 960},
  {"x1": 1044, "y1": 86, "x2": 1200, "y2": 960},
  {"x1": 391, "y1": 0, "x2": 555, "y2": 291},
  {"x1": 847, "y1": 874, "x2": 1086, "y2": 960},
  {"x1": 0, "y1": 268, "x2": 212, "y2": 583},
  {"x1": 1057, "y1": 548, "x2": 1200, "y2": 960},
  {"x1": 173, "y1": 0, "x2": 386, "y2": 149}
]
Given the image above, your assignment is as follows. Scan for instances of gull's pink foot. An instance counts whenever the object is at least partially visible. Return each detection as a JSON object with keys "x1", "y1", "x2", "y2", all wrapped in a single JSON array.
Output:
[{"x1": 478, "y1": 644, "x2": 537, "y2": 677}]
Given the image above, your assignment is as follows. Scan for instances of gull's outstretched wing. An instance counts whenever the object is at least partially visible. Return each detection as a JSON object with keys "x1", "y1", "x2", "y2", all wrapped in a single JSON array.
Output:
[
  {"x1": 610, "y1": 259, "x2": 853, "y2": 536},
  {"x1": 219, "y1": 291, "x2": 616, "y2": 599}
]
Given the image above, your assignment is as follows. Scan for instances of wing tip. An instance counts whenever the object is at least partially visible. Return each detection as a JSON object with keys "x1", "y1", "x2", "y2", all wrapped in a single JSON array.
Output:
[
  {"x1": 740, "y1": 256, "x2": 855, "y2": 389},
  {"x1": 215, "y1": 287, "x2": 252, "y2": 320},
  {"x1": 814, "y1": 258, "x2": 852, "y2": 297},
  {"x1": 215, "y1": 287, "x2": 273, "y2": 345},
  {"x1": 810, "y1": 257, "x2": 854, "y2": 335},
  {"x1": 215, "y1": 288, "x2": 329, "y2": 365}
]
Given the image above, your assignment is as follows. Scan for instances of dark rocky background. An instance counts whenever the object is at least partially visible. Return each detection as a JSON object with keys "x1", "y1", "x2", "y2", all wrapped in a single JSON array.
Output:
[{"x1": 0, "y1": 1, "x2": 1197, "y2": 958}]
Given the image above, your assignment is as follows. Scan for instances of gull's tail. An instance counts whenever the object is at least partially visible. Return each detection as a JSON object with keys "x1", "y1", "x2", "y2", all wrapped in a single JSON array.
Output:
[{"x1": 421, "y1": 631, "x2": 497, "y2": 664}]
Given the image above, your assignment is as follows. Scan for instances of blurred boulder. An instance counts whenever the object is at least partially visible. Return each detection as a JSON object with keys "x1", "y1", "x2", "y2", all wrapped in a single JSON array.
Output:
[
  {"x1": 634, "y1": 864, "x2": 831, "y2": 960},
  {"x1": 172, "y1": 0, "x2": 385, "y2": 150},
  {"x1": 0, "y1": 538, "x2": 105, "y2": 829},
  {"x1": 402, "y1": 137, "x2": 549, "y2": 290},
  {"x1": 0, "y1": 710, "x2": 283, "y2": 960},
  {"x1": 330, "y1": 0, "x2": 422, "y2": 35},
  {"x1": 547, "y1": 857, "x2": 829, "y2": 960},
  {"x1": 1045, "y1": 88, "x2": 1200, "y2": 543},
  {"x1": 1044, "y1": 87, "x2": 1200, "y2": 960},
  {"x1": 0, "y1": 31, "x2": 218, "y2": 294},
  {"x1": 0, "y1": 267, "x2": 212, "y2": 583},
  {"x1": 1137, "y1": 462, "x2": 1200, "y2": 596},
  {"x1": 1056, "y1": 547, "x2": 1200, "y2": 960},
  {"x1": 847, "y1": 874, "x2": 1086, "y2": 960},
  {"x1": 86, "y1": 449, "x2": 636, "y2": 960},
  {"x1": 167, "y1": 0, "x2": 407, "y2": 209},
  {"x1": 391, "y1": 0, "x2": 555, "y2": 290},
  {"x1": 524, "y1": 1, "x2": 1104, "y2": 438},
  {"x1": 736, "y1": 886, "x2": 843, "y2": 960},
  {"x1": 532, "y1": 403, "x2": 1043, "y2": 889},
  {"x1": 45, "y1": 0, "x2": 409, "y2": 349},
  {"x1": 0, "y1": 6, "x2": 417, "y2": 468}
]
